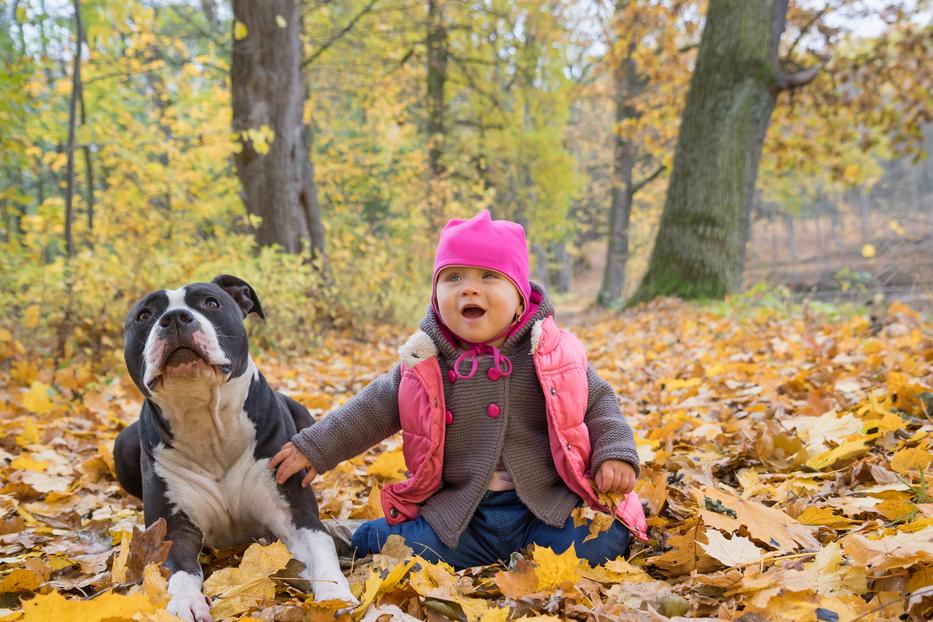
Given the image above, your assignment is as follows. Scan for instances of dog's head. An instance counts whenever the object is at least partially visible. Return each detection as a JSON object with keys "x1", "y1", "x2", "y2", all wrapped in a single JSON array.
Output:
[{"x1": 124, "y1": 274, "x2": 264, "y2": 398}]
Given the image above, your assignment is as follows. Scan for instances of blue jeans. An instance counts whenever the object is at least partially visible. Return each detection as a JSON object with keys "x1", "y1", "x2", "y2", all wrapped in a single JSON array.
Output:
[{"x1": 350, "y1": 490, "x2": 631, "y2": 569}]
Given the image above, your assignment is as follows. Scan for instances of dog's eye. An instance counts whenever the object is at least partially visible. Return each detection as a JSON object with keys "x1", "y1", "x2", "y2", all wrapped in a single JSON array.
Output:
[
  {"x1": 135, "y1": 309, "x2": 152, "y2": 322},
  {"x1": 204, "y1": 297, "x2": 220, "y2": 309}
]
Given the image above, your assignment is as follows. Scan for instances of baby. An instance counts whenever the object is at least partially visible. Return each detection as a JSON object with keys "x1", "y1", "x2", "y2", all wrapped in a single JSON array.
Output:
[{"x1": 270, "y1": 210, "x2": 647, "y2": 568}]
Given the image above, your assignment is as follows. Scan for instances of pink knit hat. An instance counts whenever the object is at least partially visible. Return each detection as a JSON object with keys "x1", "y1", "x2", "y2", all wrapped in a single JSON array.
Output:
[{"x1": 432, "y1": 210, "x2": 531, "y2": 314}]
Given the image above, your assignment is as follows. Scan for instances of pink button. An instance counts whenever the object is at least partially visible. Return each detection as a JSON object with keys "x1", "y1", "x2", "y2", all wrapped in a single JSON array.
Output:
[
  {"x1": 487, "y1": 403, "x2": 500, "y2": 418},
  {"x1": 445, "y1": 410, "x2": 454, "y2": 424},
  {"x1": 448, "y1": 370, "x2": 456, "y2": 383},
  {"x1": 487, "y1": 368, "x2": 501, "y2": 381}
]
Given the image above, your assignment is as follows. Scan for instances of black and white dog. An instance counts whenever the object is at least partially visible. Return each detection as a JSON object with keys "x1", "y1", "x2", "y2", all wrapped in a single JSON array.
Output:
[{"x1": 113, "y1": 275, "x2": 354, "y2": 622}]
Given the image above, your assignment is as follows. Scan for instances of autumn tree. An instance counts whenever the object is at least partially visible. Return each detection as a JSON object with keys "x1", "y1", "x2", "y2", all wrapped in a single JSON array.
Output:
[
  {"x1": 631, "y1": 0, "x2": 820, "y2": 302},
  {"x1": 232, "y1": 0, "x2": 325, "y2": 261}
]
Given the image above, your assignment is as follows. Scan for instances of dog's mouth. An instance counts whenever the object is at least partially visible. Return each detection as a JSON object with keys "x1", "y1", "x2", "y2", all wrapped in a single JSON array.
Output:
[
  {"x1": 146, "y1": 346, "x2": 232, "y2": 391},
  {"x1": 461, "y1": 304, "x2": 486, "y2": 319}
]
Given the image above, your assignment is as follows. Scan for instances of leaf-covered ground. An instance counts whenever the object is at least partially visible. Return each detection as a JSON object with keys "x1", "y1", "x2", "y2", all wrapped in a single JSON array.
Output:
[{"x1": 0, "y1": 297, "x2": 931, "y2": 621}]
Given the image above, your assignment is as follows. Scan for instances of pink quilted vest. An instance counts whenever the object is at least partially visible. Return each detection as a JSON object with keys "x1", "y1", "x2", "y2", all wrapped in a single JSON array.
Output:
[{"x1": 380, "y1": 317, "x2": 649, "y2": 542}]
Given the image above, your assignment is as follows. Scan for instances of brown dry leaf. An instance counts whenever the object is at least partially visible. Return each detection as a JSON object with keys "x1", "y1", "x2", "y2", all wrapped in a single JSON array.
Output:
[
  {"x1": 841, "y1": 526, "x2": 933, "y2": 572},
  {"x1": 695, "y1": 486, "x2": 819, "y2": 552},
  {"x1": 111, "y1": 518, "x2": 172, "y2": 585},
  {"x1": 493, "y1": 557, "x2": 538, "y2": 599}
]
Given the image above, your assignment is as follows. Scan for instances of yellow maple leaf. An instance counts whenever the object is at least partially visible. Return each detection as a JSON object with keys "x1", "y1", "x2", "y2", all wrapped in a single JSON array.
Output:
[
  {"x1": 0, "y1": 568, "x2": 44, "y2": 593},
  {"x1": 805, "y1": 439, "x2": 868, "y2": 470},
  {"x1": 19, "y1": 589, "x2": 157, "y2": 621},
  {"x1": 9, "y1": 454, "x2": 49, "y2": 473},
  {"x1": 532, "y1": 544, "x2": 580, "y2": 591},
  {"x1": 22, "y1": 381, "x2": 55, "y2": 415},
  {"x1": 796, "y1": 507, "x2": 858, "y2": 529},
  {"x1": 890, "y1": 446, "x2": 931, "y2": 475},
  {"x1": 203, "y1": 541, "x2": 292, "y2": 619}
]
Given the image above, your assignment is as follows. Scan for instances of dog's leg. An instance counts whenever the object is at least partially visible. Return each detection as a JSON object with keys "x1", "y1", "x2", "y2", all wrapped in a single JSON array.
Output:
[
  {"x1": 283, "y1": 525, "x2": 356, "y2": 603},
  {"x1": 164, "y1": 519, "x2": 211, "y2": 622},
  {"x1": 266, "y1": 477, "x2": 356, "y2": 604},
  {"x1": 113, "y1": 421, "x2": 143, "y2": 499},
  {"x1": 142, "y1": 458, "x2": 211, "y2": 622}
]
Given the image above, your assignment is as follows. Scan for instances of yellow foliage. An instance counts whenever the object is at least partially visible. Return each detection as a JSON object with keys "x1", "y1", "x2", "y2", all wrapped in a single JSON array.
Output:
[
  {"x1": 18, "y1": 589, "x2": 158, "y2": 621},
  {"x1": 202, "y1": 541, "x2": 293, "y2": 619},
  {"x1": 531, "y1": 545, "x2": 580, "y2": 591}
]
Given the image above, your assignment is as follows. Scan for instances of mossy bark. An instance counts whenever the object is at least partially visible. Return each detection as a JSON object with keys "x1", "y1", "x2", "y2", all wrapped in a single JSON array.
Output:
[{"x1": 631, "y1": 0, "x2": 787, "y2": 304}]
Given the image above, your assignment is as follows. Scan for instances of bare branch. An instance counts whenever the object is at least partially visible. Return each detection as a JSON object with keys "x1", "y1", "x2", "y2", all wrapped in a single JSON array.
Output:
[
  {"x1": 632, "y1": 164, "x2": 666, "y2": 195},
  {"x1": 776, "y1": 64, "x2": 822, "y2": 91},
  {"x1": 302, "y1": 0, "x2": 380, "y2": 68}
]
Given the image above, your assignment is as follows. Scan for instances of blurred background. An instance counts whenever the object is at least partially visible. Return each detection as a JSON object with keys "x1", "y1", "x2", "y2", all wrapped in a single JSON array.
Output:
[{"x1": 0, "y1": 0, "x2": 930, "y2": 359}]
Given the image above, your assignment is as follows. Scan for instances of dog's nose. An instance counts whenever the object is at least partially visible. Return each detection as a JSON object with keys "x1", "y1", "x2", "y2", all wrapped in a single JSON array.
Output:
[{"x1": 159, "y1": 309, "x2": 195, "y2": 328}]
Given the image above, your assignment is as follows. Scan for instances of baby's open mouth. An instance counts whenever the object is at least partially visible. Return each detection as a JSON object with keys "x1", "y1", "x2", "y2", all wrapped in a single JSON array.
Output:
[{"x1": 461, "y1": 305, "x2": 486, "y2": 319}]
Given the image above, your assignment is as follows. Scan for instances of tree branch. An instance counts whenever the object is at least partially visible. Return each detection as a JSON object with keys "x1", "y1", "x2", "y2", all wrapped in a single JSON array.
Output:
[
  {"x1": 632, "y1": 164, "x2": 666, "y2": 195},
  {"x1": 302, "y1": 0, "x2": 379, "y2": 68},
  {"x1": 776, "y1": 65, "x2": 822, "y2": 91}
]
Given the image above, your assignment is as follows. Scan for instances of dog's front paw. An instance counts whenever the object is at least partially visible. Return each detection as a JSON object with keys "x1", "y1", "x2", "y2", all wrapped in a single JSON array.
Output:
[{"x1": 167, "y1": 591, "x2": 212, "y2": 622}]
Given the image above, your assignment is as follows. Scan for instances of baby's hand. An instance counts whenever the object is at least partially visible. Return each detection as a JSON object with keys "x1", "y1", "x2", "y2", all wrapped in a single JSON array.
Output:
[
  {"x1": 595, "y1": 460, "x2": 637, "y2": 494},
  {"x1": 268, "y1": 442, "x2": 318, "y2": 488}
]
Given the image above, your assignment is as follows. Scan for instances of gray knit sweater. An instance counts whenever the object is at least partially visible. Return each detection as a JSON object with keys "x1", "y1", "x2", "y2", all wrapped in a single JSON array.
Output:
[{"x1": 292, "y1": 284, "x2": 640, "y2": 548}]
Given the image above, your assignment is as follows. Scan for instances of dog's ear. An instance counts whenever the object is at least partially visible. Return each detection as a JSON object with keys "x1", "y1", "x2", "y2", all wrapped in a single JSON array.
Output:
[{"x1": 212, "y1": 274, "x2": 265, "y2": 320}]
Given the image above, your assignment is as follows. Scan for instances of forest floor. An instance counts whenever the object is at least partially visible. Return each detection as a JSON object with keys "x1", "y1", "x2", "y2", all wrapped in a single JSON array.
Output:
[{"x1": 0, "y1": 295, "x2": 931, "y2": 621}]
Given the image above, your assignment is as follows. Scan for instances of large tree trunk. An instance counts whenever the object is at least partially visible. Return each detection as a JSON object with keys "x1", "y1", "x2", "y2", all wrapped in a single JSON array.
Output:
[
  {"x1": 632, "y1": 0, "x2": 806, "y2": 303},
  {"x1": 426, "y1": 0, "x2": 447, "y2": 228},
  {"x1": 232, "y1": 0, "x2": 325, "y2": 260}
]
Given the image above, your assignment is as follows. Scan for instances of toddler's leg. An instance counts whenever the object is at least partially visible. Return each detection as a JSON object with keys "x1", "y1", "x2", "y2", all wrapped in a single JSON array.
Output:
[
  {"x1": 351, "y1": 517, "x2": 499, "y2": 569},
  {"x1": 524, "y1": 513, "x2": 631, "y2": 566}
]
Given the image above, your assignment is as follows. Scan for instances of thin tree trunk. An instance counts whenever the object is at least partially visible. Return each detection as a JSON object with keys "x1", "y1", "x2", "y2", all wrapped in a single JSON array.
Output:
[
  {"x1": 426, "y1": 0, "x2": 447, "y2": 229},
  {"x1": 632, "y1": 0, "x2": 811, "y2": 303},
  {"x1": 232, "y1": 0, "x2": 325, "y2": 261},
  {"x1": 784, "y1": 211, "x2": 797, "y2": 277},
  {"x1": 78, "y1": 80, "x2": 94, "y2": 237},
  {"x1": 64, "y1": 0, "x2": 84, "y2": 259},
  {"x1": 598, "y1": 6, "x2": 640, "y2": 308}
]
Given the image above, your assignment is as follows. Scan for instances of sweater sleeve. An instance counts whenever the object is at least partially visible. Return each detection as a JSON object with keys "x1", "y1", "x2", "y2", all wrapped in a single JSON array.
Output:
[
  {"x1": 291, "y1": 364, "x2": 403, "y2": 473},
  {"x1": 584, "y1": 363, "x2": 641, "y2": 477}
]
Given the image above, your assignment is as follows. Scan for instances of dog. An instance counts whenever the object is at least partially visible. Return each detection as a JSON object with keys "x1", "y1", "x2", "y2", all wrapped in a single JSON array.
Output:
[{"x1": 113, "y1": 275, "x2": 354, "y2": 621}]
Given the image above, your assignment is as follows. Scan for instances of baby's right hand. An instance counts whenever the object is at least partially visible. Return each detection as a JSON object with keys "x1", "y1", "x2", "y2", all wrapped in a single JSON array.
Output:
[{"x1": 268, "y1": 442, "x2": 318, "y2": 488}]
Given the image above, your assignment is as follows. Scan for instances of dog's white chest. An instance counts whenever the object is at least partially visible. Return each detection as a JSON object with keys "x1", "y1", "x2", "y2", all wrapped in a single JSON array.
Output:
[{"x1": 154, "y1": 439, "x2": 290, "y2": 547}]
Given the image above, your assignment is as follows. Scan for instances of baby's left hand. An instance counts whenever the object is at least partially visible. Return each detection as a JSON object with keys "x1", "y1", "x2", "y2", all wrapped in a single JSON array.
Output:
[{"x1": 595, "y1": 460, "x2": 637, "y2": 494}]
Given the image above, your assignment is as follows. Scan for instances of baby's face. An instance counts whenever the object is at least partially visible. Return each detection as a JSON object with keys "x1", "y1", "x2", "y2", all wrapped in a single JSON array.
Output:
[{"x1": 435, "y1": 266, "x2": 523, "y2": 347}]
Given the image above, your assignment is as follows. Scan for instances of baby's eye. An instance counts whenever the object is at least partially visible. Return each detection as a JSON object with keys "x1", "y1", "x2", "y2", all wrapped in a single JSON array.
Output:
[
  {"x1": 483, "y1": 271, "x2": 499, "y2": 279},
  {"x1": 446, "y1": 273, "x2": 461, "y2": 282}
]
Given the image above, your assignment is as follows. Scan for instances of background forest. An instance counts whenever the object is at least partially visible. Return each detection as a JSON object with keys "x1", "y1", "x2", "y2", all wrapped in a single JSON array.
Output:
[{"x1": 1, "y1": 0, "x2": 930, "y2": 358}]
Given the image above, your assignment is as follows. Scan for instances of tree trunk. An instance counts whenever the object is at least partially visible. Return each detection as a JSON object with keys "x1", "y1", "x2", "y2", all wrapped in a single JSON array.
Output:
[
  {"x1": 64, "y1": 0, "x2": 84, "y2": 259},
  {"x1": 783, "y1": 211, "x2": 797, "y2": 278},
  {"x1": 232, "y1": 0, "x2": 325, "y2": 260},
  {"x1": 598, "y1": 30, "x2": 639, "y2": 307},
  {"x1": 426, "y1": 0, "x2": 447, "y2": 228},
  {"x1": 552, "y1": 241, "x2": 573, "y2": 293},
  {"x1": 632, "y1": 0, "x2": 794, "y2": 303}
]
